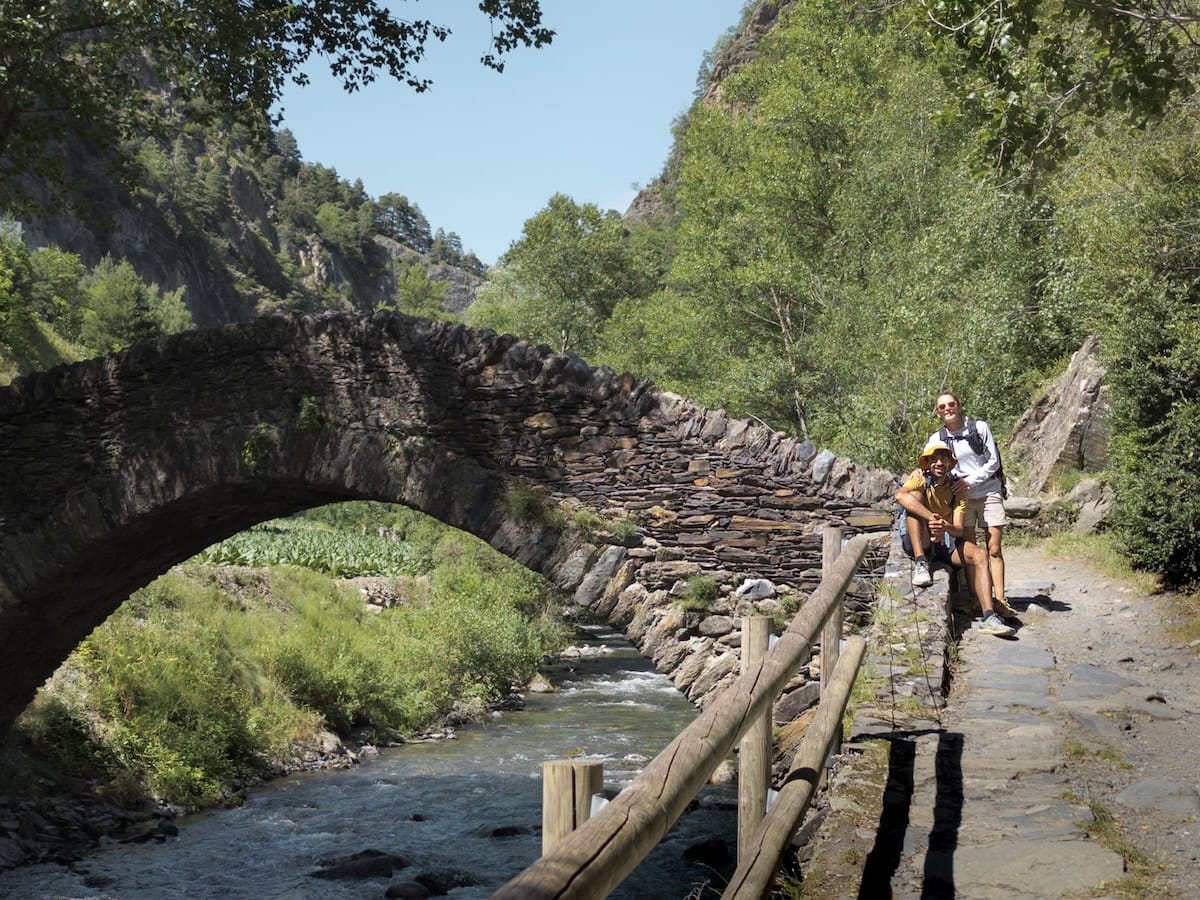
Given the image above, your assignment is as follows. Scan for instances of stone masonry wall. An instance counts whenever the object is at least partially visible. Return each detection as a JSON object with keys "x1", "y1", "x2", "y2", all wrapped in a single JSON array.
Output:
[{"x1": 0, "y1": 312, "x2": 898, "y2": 729}]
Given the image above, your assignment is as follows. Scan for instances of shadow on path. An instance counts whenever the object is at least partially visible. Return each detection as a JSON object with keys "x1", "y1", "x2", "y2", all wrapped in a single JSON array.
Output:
[
  {"x1": 856, "y1": 731, "x2": 964, "y2": 899},
  {"x1": 1013, "y1": 592, "x2": 1072, "y2": 613}
]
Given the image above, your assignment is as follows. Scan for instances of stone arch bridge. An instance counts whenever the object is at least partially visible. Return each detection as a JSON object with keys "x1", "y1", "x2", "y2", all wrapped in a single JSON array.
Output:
[{"x1": 0, "y1": 313, "x2": 897, "y2": 731}]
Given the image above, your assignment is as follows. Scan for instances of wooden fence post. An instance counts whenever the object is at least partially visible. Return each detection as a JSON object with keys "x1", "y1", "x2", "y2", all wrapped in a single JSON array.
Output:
[
  {"x1": 722, "y1": 636, "x2": 869, "y2": 899},
  {"x1": 543, "y1": 760, "x2": 604, "y2": 854},
  {"x1": 738, "y1": 616, "x2": 772, "y2": 864},
  {"x1": 820, "y1": 526, "x2": 845, "y2": 762}
]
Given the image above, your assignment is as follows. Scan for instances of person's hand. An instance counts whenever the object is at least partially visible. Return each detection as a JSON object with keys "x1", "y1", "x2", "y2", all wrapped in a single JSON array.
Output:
[
  {"x1": 928, "y1": 515, "x2": 945, "y2": 540},
  {"x1": 951, "y1": 479, "x2": 968, "y2": 496}
]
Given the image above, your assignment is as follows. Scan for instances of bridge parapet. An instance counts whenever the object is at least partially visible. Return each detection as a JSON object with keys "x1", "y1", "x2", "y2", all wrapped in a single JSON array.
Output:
[{"x1": 0, "y1": 312, "x2": 896, "y2": 730}]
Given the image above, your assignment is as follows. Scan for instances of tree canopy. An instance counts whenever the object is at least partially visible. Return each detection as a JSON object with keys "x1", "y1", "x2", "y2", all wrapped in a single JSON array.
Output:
[
  {"x1": 0, "y1": 1, "x2": 552, "y2": 205},
  {"x1": 921, "y1": 0, "x2": 1200, "y2": 170}
]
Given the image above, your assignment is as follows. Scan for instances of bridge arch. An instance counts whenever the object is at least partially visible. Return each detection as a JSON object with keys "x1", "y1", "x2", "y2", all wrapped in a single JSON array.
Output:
[{"x1": 0, "y1": 312, "x2": 895, "y2": 730}]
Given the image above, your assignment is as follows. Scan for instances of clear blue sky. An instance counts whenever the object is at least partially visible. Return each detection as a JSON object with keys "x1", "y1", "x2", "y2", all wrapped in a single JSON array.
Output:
[{"x1": 276, "y1": 1, "x2": 745, "y2": 265}]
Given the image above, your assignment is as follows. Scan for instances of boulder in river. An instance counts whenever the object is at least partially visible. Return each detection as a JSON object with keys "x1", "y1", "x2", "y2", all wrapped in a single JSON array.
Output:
[
  {"x1": 414, "y1": 868, "x2": 482, "y2": 894},
  {"x1": 311, "y1": 848, "x2": 409, "y2": 880}
]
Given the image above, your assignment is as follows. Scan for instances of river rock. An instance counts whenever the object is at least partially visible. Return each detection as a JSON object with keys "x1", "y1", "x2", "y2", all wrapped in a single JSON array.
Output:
[
  {"x1": 709, "y1": 760, "x2": 737, "y2": 785},
  {"x1": 698, "y1": 615, "x2": 734, "y2": 637},
  {"x1": 312, "y1": 848, "x2": 409, "y2": 880},
  {"x1": 735, "y1": 577, "x2": 776, "y2": 599},
  {"x1": 525, "y1": 673, "x2": 554, "y2": 693},
  {"x1": 386, "y1": 883, "x2": 432, "y2": 899},
  {"x1": 414, "y1": 868, "x2": 482, "y2": 894}
]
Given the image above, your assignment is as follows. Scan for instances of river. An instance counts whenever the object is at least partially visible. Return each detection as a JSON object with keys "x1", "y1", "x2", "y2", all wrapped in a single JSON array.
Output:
[{"x1": 0, "y1": 624, "x2": 738, "y2": 899}]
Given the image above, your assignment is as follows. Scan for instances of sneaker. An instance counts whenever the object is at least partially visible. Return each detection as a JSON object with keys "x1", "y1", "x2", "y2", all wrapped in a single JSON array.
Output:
[
  {"x1": 978, "y1": 612, "x2": 1016, "y2": 637},
  {"x1": 993, "y1": 598, "x2": 1019, "y2": 619},
  {"x1": 912, "y1": 559, "x2": 933, "y2": 588}
]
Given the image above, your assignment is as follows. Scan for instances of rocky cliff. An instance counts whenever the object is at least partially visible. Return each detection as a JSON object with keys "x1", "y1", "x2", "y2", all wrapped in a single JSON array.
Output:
[{"x1": 19, "y1": 129, "x2": 481, "y2": 329}]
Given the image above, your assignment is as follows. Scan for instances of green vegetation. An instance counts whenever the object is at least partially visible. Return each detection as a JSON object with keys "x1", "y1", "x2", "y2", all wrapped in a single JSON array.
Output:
[
  {"x1": 1166, "y1": 588, "x2": 1200, "y2": 646},
  {"x1": 674, "y1": 575, "x2": 718, "y2": 612},
  {"x1": 504, "y1": 482, "x2": 566, "y2": 529},
  {"x1": 610, "y1": 518, "x2": 639, "y2": 542},
  {"x1": 296, "y1": 396, "x2": 323, "y2": 432},
  {"x1": 1078, "y1": 801, "x2": 1162, "y2": 899},
  {"x1": 14, "y1": 502, "x2": 564, "y2": 809},
  {"x1": 468, "y1": 194, "x2": 666, "y2": 356},
  {"x1": 571, "y1": 508, "x2": 605, "y2": 538},
  {"x1": 239, "y1": 426, "x2": 277, "y2": 479},
  {"x1": 0, "y1": 224, "x2": 194, "y2": 382},
  {"x1": 195, "y1": 518, "x2": 431, "y2": 577}
]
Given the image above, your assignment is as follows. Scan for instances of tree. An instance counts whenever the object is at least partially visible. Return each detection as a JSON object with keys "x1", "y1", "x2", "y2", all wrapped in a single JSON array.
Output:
[
  {"x1": 29, "y1": 246, "x2": 87, "y2": 338},
  {"x1": 380, "y1": 263, "x2": 453, "y2": 321},
  {"x1": 0, "y1": 1, "x2": 553, "y2": 206},
  {"x1": 921, "y1": 0, "x2": 1200, "y2": 170},
  {"x1": 375, "y1": 193, "x2": 433, "y2": 252},
  {"x1": 473, "y1": 194, "x2": 659, "y2": 355},
  {"x1": 0, "y1": 224, "x2": 34, "y2": 347},
  {"x1": 315, "y1": 203, "x2": 365, "y2": 265},
  {"x1": 79, "y1": 257, "x2": 192, "y2": 355},
  {"x1": 430, "y1": 228, "x2": 472, "y2": 268}
]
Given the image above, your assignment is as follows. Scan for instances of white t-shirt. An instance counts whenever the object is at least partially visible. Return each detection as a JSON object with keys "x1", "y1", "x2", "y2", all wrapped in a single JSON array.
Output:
[{"x1": 928, "y1": 419, "x2": 1002, "y2": 501}]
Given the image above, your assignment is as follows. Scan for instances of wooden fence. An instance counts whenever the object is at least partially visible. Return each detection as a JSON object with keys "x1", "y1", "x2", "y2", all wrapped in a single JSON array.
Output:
[{"x1": 491, "y1": 527, "x2": 876, "y2": 899}]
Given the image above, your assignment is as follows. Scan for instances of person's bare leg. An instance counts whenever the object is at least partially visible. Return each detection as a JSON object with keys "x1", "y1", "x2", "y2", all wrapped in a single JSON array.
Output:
[
  {"x1": 987, "y1": 525, "x2": 1005, "y2": 603},
  {"x1": 960, "y1": 542, "x2": 994, "y2": 614},
  {"x1": 906, "y1": 513, "x2": 930, "y2": 558}
]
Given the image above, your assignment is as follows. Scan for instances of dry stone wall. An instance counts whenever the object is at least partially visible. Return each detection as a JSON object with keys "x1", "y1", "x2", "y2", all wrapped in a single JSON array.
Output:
[{"x1": 0, "y1": 312, "x2": 897, "y2": 730}]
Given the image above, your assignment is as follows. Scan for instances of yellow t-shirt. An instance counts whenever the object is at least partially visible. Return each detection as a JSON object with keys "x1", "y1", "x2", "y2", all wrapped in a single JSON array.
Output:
[{"x1": 901, "y1": 472, "x2": 967, "y2": 522}]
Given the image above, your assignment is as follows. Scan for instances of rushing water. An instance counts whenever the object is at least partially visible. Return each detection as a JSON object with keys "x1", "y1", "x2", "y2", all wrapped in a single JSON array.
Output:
[{"x1": 0, "y1": 624, "x2": 737, "y2": 899}]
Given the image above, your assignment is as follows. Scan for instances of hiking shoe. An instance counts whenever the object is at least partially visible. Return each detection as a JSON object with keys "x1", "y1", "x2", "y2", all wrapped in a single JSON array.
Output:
[
  {"x1": 993, "y1": 598, "x2": 1019, "y2": 619},
  {"x1": 978, "y1": 612, "x2": 1016, "y2": 637},
  {"x1": 912, "y1": 560, "x2": 933, "y2": 588}
]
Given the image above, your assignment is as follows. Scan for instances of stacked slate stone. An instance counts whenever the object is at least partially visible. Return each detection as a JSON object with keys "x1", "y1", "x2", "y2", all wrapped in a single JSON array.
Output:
[{"x1": 0, "y1": 311, "x2": 899, "y2": 734}]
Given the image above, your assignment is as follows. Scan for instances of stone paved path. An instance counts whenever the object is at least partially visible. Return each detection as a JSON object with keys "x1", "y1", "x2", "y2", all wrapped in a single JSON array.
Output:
[{"x1": 802, "y1": 545, "x2": 1200, "y2": 899}]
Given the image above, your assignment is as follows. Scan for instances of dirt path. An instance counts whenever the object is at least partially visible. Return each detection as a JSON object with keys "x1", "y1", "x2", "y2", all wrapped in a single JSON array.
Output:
[{"x1": 798, "y1": 542, "x2": 1200, "y2": 898}]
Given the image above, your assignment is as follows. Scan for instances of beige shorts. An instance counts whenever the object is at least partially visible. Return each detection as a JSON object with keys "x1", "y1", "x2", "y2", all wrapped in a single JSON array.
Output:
[{"x1": 965, "y1": 493, "x2": 1008, "y2": 532}]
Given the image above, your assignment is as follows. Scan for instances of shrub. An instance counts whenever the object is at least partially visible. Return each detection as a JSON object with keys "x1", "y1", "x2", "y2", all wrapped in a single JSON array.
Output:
[
  {"x1": 675, "y1": 575, "x2": 719, "y2": 612},
  {"x1": 296, "y1": 395, "x2": 323, "y2": 432},
  {"x1": 241, "y1": 425, "x2": 276, "y2": 478},
  {"x1": 609, "y1": 518, "x2": 639, "y2": 542},
  {"x1": 572, "y1": 508, "x2": 604, "y2": 537},
  {"x1": 505, "y1": 483, "x2": 565, "y2": 529}
]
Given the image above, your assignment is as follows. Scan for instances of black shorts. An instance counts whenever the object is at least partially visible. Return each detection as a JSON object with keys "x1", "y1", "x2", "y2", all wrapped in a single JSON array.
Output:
[{"x1": 901, "y1": 532, "x2": 959, "y2": 566}]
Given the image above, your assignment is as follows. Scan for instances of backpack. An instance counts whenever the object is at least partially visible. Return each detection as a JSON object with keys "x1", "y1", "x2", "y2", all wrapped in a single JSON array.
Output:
[{"x1": 938, "y1": 418, "x2": 1008, "y2": 500}]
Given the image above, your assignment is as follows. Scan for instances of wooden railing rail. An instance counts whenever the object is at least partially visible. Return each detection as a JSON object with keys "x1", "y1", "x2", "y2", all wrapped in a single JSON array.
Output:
[
  {"x1": 722, "y1": 634, "x2": 868, "y2": 898},
  {"x1": 491, "y1": 532, "x2": 874, "y2": 900}
]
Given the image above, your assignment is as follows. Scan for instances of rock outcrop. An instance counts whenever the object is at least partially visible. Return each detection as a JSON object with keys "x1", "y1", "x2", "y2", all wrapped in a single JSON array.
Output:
[{"x1": 1007, "y1": 335, "x2": 1109, "y2": 495}]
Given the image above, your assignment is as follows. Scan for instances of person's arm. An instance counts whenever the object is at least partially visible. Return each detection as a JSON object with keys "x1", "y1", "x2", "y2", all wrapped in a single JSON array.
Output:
[
  {"x1": 962, "y1": 420, "x2": 1001, "y2": 487},
  {"x1": 947, "y1": 501, "x2": 970, "y2": 540}
]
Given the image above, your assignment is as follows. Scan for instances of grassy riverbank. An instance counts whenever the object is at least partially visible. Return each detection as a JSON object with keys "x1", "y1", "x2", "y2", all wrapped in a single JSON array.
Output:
[{"x1": 11, "y1": 503, "x2": 566, "y2": 809}]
